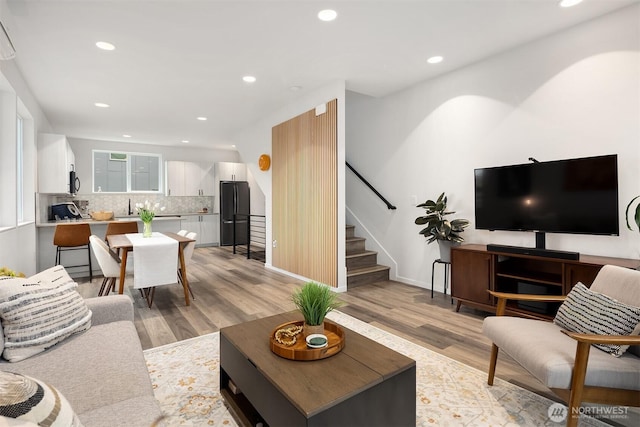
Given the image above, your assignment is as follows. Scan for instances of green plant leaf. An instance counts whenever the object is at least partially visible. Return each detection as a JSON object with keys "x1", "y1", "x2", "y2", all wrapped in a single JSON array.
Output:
[
  {"x1": 291, "y1": 282, "x2": 343, "y2": 325},
  {"x1": 626, "y1": 195, "x2": 640, "y2": 232},
  {"x1": 417, "y1": 200, "x2": 436, "y2": 209},
  {"x1": 415, "y1": 192, "x2": 468, "y2": 243}
]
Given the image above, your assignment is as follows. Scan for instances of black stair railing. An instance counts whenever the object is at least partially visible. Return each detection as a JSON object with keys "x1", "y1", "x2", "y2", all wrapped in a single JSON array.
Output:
[
  {"x1": 346, "y1": 162, "x2": 396, "y2": 210},
  {"x1": 232, "y1": 213, "x2": 266, "y2": 262}
]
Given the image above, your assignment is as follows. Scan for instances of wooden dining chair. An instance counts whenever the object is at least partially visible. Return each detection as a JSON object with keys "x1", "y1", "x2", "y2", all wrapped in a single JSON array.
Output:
[
  {"x1": 53, "y1": 223, "x2": 92, "y2": 281},
  {"x1": 105, "y1": 221, "x2": 139, "y2": 257},
  {"x1": 105, "y1": 221, "x2": 139, "y2": 240},
  {"x1": 178, "y1": 231, "x2": 198, "y2": 299}
]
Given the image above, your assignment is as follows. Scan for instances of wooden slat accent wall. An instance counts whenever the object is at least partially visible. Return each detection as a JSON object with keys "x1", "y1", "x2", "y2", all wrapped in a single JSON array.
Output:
[{"x1": 272, "y1": 100, "x2": 338, "y2": 287}]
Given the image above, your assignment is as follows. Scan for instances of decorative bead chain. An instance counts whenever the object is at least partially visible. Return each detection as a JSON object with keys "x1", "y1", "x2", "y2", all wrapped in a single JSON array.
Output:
[{"x1": 274, "y1": 325, "x2": 303, "y2": 346}]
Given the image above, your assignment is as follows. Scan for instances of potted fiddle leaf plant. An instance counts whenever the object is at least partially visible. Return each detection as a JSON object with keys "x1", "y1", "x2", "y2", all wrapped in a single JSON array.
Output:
[
  {"x1": 415, "y1": 192, "x2": 469, "y2": 263},
  {"x1": 627, "y1": 195, "x2": 640, "y2": 232},
  {"x1": 291, "y1": 281, "x2": 342, "y2": 337}
]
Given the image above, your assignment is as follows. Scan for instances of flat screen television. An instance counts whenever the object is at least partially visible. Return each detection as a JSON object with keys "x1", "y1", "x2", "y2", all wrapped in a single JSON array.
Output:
[{"x1": 474, "y1": 154, "x2": 619, "y2": 239}]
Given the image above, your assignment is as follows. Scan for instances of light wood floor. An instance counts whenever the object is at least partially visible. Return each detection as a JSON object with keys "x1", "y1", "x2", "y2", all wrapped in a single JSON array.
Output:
[{"x1": 77, "y1": 246, "x2": 561, "y2": 403}]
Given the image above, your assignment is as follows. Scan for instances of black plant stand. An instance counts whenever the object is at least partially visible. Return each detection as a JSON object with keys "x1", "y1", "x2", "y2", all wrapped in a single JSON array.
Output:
[{"x1": 431, "y1": 259, "x2": 453, "y2": 304}]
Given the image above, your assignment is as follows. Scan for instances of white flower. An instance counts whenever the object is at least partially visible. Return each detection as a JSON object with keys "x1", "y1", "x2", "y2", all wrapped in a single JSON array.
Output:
[{"x1": 135, "y1": 200, "x2": 165, "y2": 222}]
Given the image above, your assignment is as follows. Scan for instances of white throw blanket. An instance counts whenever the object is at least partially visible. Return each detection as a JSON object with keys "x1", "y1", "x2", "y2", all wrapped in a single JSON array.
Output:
[{"x1": 127, "y1": 232, "x2": 178, "y2": 289}]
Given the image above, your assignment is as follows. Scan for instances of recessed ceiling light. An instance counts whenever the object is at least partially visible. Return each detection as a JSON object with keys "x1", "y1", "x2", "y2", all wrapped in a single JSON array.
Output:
[
  {"x1": 94, "y1": 102, "x2": 110, "y2": 108},
  {"x1": 427, "y1": 56, "x2": 444, "y2": 64},
  {"x1": 122, "y1": 134, "x2": 132, "y2": 138},
  {"x1": 242, "y1": 75, "x2": 256, "y2": 83},
  {"x1": 290, "y1": 85, "x2": 302, "y2": 91},
  {"x1": 559, "y1": 0, "x2": 583, "y2": 7},
  {"x1": 197, "y1": 116, "x2": 208, "y2": 121},
  {"x1": 96, "y1": 41, "x2": 115, "y2": 51},
  {"x1": 181, "y1": 140, "x2": 189, "y2": 144},
  {"x1": 318, "y1": 9, "x2": 337, "y2": 22},
  {"x1": 232, "y1": 145, "x2": 236, "y2": 148}
]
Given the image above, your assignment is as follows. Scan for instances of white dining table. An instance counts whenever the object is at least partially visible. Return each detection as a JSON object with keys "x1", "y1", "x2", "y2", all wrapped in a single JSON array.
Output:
[{"x1": 106, "y1": 231, "x2": 196, "y2": 306}]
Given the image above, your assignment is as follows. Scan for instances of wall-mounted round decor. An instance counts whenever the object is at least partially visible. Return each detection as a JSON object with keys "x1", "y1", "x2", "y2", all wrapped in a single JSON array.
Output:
[{"x1": 259, "y1": 154, "x2": 271, "y2": 171}]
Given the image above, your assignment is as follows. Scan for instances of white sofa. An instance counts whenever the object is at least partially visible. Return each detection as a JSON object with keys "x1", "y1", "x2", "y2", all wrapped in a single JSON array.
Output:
[{"x1": 0, "y1": 294, "x2": 163, "y2": 426}]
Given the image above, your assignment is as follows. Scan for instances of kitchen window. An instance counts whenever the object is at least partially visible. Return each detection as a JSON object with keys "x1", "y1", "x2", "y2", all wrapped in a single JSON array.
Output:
[{"x1": 93, "y1": 150, "x2": 162, "y2": 193}]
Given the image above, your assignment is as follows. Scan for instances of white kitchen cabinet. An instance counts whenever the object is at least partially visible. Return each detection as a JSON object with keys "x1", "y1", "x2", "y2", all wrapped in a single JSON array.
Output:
[
  {"x1": 213, "y1": 162, "x2": 246, "y2": 213},
  {"x1": 166, "y1": 161, "x2": 186, "y2": 196},
  {"x1": 199, "y1": 163, "x2": 215, "y2": 195},
  {"x1": 166, "y1": 161, "x2": 215, "y2": 196},
  {"x1": 38, "y1": 133, "x2": 75, "y2": 194},
  {"x1": 215, "y1": 162, "x2": 246, "y2": 182},
  {"x1": 180, "y1": 214, "x2": 217, "y2": 246}
]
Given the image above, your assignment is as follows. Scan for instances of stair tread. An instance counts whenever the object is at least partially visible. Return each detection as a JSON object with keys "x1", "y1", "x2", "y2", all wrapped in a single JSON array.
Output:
[
  {"x1": 347, "y1": 264, "x2": 390, "y2": 276},
  {"x1": 345, "y1": 250, "x2": 377, "y2": 259},
  {"x1": 346, "y1": 236, "x2": 366, "y2": 242}
]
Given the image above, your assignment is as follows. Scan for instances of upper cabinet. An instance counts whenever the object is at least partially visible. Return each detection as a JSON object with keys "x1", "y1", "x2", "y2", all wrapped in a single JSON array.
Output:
[
  {"x1": 165, "y1": 161, "x2": 214, "y2": 196},
  {"x1": 38, "y1": 133, "x2": 75, "y2": 194},
  {"x1": 215, "y1": 162, "x2": 246, "y2": 182}
]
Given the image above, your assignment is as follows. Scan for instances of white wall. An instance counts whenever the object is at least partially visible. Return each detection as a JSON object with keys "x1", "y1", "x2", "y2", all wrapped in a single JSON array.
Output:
[
  {"x1": 346, "y1": 5, "x2": 640, "y2": 292},
  {"x1": 232, "y1": 80, "x2": 348, "y2": 291},
  {"x1": 0, "y1": 57, "x2": 52, "y2": 275}
]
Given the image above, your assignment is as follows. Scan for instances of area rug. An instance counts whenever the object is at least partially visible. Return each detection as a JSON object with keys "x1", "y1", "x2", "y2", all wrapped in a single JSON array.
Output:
[{"x1": 144, "y1": 311, "x2": 608, "y2": 426}]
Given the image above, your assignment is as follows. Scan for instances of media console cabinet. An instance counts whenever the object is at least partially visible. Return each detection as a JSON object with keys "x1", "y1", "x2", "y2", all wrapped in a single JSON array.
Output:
[{"x1": 451, "y1": 244, "x2": 640, "y2": 319}]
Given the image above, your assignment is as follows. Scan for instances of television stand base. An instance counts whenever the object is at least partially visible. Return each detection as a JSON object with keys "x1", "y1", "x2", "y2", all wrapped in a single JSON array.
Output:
[{"x1": 486, "y1": 244, "x2": 580, "y2": 260}]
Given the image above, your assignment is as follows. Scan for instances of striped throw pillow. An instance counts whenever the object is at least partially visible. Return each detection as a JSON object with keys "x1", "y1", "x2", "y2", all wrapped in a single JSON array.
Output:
[
  {"x1": 0, "y1": 266, "x2": 92, "y2": 363},
  {"x1": 553, "y1": 282, "x2": 640, "y2": 357},
  {"x1": 0, "y1": 371, "x2": 83, "y2": 426}
]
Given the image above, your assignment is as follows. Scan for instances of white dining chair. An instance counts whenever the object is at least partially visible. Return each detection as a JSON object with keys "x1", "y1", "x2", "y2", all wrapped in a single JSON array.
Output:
[
  {"x1": 89, "y1": 235, "x2": 133, "y2": 296},
  {"x1": 177, "y1": 229, "x2": 188, "y2": 236}
]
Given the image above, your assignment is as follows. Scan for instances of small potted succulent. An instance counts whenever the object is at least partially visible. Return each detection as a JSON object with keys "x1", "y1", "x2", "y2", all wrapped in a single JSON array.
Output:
[
  {"x1": 291, "y1": 281, "x2": 342, "y2": 336},
  {"x1": 415, "y1": 192, "x2": 469, "y2": 262}
]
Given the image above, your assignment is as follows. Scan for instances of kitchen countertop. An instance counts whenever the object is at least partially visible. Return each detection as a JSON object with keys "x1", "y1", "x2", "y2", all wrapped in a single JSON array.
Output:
[{"x1": 36, "y1": 212, "x2": 217, "y2": 227}]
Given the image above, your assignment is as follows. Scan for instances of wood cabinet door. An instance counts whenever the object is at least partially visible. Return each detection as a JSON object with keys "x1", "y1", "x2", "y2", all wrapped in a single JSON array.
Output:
[
  {"x1": 451, "y1": 248, "x2": 493, "y2": 305},
  {"x1": 564, "y1": 263, "x2": 602, "y2": 293}
]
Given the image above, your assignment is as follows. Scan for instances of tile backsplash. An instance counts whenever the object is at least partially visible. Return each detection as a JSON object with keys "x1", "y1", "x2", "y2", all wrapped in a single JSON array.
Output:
[{"x1": 39, "y1": 193, "x2": 215, "y2": 222}]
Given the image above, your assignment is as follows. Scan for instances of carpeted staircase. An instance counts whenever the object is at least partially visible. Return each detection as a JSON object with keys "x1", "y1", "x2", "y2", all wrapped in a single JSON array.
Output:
[{"x1": 346, "y1": 225, "x2": 390, "y2": 288}]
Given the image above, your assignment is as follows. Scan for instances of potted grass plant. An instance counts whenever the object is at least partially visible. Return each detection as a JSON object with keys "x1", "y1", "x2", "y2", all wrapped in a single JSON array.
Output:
[
  {"x1": 291, "y1": 281, "x2": 342, "y2": 336},
  {"x1": 415, "y1": 192, "x2": 469, "y2": 263}
]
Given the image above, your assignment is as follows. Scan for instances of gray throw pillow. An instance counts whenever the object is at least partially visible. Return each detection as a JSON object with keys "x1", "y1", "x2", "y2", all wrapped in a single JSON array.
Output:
[{"x1": 554, "y1": 282, "x2": 640, "y2": 357}]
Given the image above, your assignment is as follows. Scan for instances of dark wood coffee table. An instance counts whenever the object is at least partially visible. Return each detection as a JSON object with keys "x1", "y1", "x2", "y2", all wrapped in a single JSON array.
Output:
[{"x1": 220, "y1": 312, "x2": 416, "y2": 427}]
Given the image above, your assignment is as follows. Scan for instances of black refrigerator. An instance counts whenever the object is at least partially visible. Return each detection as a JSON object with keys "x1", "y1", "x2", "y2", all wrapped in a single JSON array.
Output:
[{"x1": 220, "y1": 181, "x2": 250, "y2": 246}]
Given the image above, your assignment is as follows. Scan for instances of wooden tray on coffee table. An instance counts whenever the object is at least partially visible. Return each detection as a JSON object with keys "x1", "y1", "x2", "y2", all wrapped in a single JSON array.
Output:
[{"x1": 269, "y1": 320, "x2": 345, "y2": 361}]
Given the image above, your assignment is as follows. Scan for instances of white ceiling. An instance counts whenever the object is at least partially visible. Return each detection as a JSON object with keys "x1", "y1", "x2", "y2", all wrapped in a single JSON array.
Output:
[{"x1": 2, "y1": 0, "x2": 637, "y2": 149}]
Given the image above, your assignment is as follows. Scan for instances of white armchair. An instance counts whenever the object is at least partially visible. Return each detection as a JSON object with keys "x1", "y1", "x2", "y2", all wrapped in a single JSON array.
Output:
[{"x1": 482, "y1": 265, "x2": 640, "y2": 427}]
